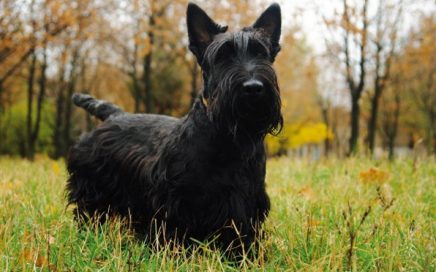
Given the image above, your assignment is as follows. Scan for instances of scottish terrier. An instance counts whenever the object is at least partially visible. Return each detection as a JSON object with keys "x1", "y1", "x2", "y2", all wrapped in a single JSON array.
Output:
[{"x1": 67, "y1": 2, "x2": 282, "y2": 257}]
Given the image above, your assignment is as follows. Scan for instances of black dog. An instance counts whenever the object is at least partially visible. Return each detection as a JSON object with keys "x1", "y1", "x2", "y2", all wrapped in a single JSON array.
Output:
[{"x1": 67, "y1": 2, "x2": 282, "y2": 257}]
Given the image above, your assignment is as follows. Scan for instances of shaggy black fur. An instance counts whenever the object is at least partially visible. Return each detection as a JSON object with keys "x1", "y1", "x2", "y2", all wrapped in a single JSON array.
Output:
[{"x1": 67, "y1": 2, "x2": 282, "y2": 257}]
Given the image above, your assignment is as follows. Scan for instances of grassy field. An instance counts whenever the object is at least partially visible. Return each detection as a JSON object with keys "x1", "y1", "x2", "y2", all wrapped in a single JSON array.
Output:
[{"x1": 0, "y1": 157, "x2": 435, "y2": 271}]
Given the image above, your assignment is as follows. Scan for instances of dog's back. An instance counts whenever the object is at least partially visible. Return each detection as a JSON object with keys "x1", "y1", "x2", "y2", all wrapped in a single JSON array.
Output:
[{"x1": 67, "y1": 107, "x2": 180, "y2": 224}]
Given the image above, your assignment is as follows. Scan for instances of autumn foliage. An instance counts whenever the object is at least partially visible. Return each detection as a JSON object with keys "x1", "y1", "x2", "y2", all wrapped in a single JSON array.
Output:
[{"x1": 0, "y1": 0, "x2": 435, "y2": 158}]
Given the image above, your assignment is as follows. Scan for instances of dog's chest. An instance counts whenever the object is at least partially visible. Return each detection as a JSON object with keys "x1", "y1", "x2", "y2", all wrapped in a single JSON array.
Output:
[
  {"x1": 165, "y1": 159, "x2": 268, "y2": 232},
  {"x1": 184, "y1": 158, "x2": 263, "y2": 200}
]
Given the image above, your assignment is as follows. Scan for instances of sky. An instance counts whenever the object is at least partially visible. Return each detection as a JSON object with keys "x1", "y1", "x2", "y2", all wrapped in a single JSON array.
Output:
[
  {"x1": 272, "y1": 0, "x2": 435, "y2": 107},
  {"x1": 278, "y1": 0, "x2": 435, "y2": 54},
  {"x1": 280, "y1": 0, "x2": 340, "y2": 54}
]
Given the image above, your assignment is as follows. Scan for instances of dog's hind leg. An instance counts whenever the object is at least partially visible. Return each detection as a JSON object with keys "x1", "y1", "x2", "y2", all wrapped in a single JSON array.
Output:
[{"x1": 72, "y1": 93, "x2": 123, "y2": 121}]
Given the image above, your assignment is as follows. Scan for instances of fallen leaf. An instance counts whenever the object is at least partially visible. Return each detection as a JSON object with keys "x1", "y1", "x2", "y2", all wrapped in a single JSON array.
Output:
[
  {"x1": 298, "y1": 186, "x2": 316, "y2": 200},
  {"x1": 52, "y1": 162, "x2": 61, "y2": 176},
  {"x1": 359, "y1": 168, "x2": 390, "y2": 185},
  {"x1": 20, "y1": 249, "x2": 58, "y2": 271},
  {"x1": 306, "y1": 219, "x2": 321, "y2": 228}
]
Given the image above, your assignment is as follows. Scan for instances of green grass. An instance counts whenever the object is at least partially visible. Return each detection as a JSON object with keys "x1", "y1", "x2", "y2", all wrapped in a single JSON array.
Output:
[{"x1": 0, "y1": 157, "x2": 435, "y2": 271}]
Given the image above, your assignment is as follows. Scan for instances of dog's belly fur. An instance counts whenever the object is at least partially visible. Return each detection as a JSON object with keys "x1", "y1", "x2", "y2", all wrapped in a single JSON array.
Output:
[{"x1": 67, "y1": 110, "x2": 270, "y2": 248}]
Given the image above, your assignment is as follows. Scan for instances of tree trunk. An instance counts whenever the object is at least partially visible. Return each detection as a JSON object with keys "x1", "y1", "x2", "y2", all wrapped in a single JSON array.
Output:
[
  {"x1": 342, "y1": 0, "x2": 368, "y2": 156},
  {"x1": 387, "y1": 139, "x2": 395, "y2": 160},
  {"x1": 388, "y1": 94, "x2": 400, "y2": 160},
  {"x1": 143, "y1": 49, "x2": 153, "y2": 113},
  {"x1": 52, "y1": 48, "x2": 67, "y2": 159},
  {"x1": 131, "y1": 41, "x2": 141, "y2": 113},
  {"x1": 143, "y1": 15, "x2": 155, "y2": 113},
  {"x1": 0, "y1": 81, "x2": 3, "y2": 113},
  {"x1": 131, "y1": 73, "x2": 141, "y2": 113},
  {"x1": 367, "y1": 82, "x2": 382, "y2": 155},
  {"x1": 190, "y1": 61, "x2": 199, "y2": 106},
  {"x1": 429, "y1": 112, "x2": 436, "y2": 158},
  {"x1": 29, "y1": 46, "x2": 48, "y2": 158},
  {"x1": 63, "y1": 50, "x2": 79, "y2": 157},
  {"x1": 321, "y1": 107, "x2": 330, "y2": 157},
  {"x1": 63, "y1": 87, "x2": 74, "y2": 156},
  {"x1": 26, "y1": 49, "x2": 37, "y2": 159},
  {"x1": 53, "y1": 80, "x2": 65, "y2": 159},
  {"x1": 367, "y1": 42, "x2": 383, "y2": 156},
  {"x1": 349, "y1": 96, "x2": 360, "y2": 155}
]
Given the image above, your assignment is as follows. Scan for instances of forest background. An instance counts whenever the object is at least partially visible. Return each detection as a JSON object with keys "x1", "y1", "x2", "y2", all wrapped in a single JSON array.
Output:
[{"x1": 0, "y1": 0, "x2": 435, "y2": 160}]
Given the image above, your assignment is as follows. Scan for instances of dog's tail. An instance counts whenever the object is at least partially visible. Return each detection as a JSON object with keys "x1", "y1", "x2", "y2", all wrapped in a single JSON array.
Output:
[{"x1": 72, "y1": 93, "x2": 123, "y2": 121}]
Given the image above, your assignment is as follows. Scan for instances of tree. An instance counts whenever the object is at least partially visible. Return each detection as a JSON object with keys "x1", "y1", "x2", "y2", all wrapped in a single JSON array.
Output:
[
  {"x1": 366, "y1": 0, "x2": 402, "y2": 155},
  {"x1": 49, "y1": 0, "x2": 98, "y2": 158},
  {"x1": 379, "y1": 72, "x2": 402, "y2": 160},
  {"x1": 404, "y1": 15, "x2": 436, "y2": 157},
  {"x1": 24, "y1": 0, "x2": 71, "y2": 159},
  {"x1": 0, "y1": 0, "x2": 29, "y2": 103},
  {"x1": 323, "y1": 0, "x2": 369, "y2": 155},
  {"x1": 112, "y1": 0, "x2": 188, "y2": 114}
]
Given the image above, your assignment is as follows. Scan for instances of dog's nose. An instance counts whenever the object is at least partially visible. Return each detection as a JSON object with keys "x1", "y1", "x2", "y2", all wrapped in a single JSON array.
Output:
[{"x1": 242, "y1": 79, "x2": 264, "y2": 95}]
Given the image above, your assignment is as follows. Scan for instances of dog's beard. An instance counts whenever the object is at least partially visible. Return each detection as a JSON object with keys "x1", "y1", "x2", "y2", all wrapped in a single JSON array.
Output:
[
  {"x1": 235, "y1": 91, "x2": 282, "y2": 136},
  {"x1": 207, "y1": 68, "x2": 283, "y2": 142}
]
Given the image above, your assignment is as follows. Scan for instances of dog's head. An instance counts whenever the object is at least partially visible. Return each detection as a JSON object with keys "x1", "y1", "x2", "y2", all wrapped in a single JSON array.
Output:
[{"x1": 187, "y1": 3, "x2": 283, "y2": 139}]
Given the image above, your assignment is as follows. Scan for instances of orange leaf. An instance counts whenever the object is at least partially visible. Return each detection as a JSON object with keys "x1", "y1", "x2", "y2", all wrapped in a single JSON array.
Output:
[
  {"x1": 20, "y1": 249, "x2": 58, "y2": 271},
  {"x1": 298, "y1": 186, "x2": 316, "y2": 200},
  {"x1": 359, "y1": 168, "x2": 390, "y2": 185}
]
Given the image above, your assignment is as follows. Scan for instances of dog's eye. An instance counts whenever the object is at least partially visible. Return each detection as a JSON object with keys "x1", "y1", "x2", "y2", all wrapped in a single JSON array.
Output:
[
  {"x1": 255, "y1": 51, "x2": 267, "y2": 58},
  {"x1": 248, "y1": 42, "x2": 268, "y2": 59},
  {"x1": 215, "y1": 43, "x2": 235, "y2": 62}
]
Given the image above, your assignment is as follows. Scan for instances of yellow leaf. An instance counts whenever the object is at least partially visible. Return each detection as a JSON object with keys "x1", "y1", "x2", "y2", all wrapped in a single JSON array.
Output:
[
  {"x1": 359, "y1": 168, "x2": 390, "y2": 185},
  {"x1": 0, "y1": 179, "x2": 23, "y2": 196},
  {"x1": 306, "y1": 219, "x2": 321, "y2": 228},
  {"x1": 52, "y1": 162, "x2": 61, "y2": 175}
]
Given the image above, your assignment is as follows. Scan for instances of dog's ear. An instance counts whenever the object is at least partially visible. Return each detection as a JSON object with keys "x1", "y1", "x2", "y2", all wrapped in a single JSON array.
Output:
[
  {"x1": 253, "y1": 3, "x2": 281, "y2": 59},
  {"x1": 187, "y1": 3, "x2": 228, "y2": 63}
]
